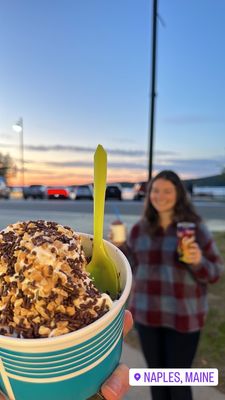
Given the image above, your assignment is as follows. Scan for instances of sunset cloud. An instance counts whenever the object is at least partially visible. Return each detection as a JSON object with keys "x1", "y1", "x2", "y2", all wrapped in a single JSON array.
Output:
[
  {"x1": 0, "y1": 143, "x2": 177, "y2": 158},
  {"x1": 43, "y1": 160, "x2": 147, "y2": 169},
  {"x1": 3, "y1": 142, "x2": 224, "y2": 185}
]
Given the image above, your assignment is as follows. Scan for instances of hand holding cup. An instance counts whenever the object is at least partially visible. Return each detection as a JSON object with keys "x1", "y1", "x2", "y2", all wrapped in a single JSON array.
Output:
[
  {"x1": 177, "y1": 222, "x2": 202, "y2": 265},
  {"x1": 109, "y1": 220, "x2": 127, "y2": 247},
  {"x1": 180, "y1": 237, "x2": 202, "y2": 265}
]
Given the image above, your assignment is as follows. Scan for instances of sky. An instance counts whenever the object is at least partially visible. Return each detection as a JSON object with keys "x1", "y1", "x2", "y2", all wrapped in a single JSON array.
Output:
[{"x1": 0, "y1": 0, "x2": 225, "y2": 186}]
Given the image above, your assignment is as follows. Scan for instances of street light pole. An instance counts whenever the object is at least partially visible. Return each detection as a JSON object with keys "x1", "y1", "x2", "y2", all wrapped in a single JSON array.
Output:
[
  {"x1": 148, "y1": 0, "x2": 158, "y2": 181},
  {"x1": 12, "y1": 117, "x2": 25, "y2": 187}
]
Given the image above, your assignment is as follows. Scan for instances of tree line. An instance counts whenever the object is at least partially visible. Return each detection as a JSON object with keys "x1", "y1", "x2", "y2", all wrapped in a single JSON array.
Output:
[{"x1": 0, "y1": 152, "x2": 14, "y2": 182}]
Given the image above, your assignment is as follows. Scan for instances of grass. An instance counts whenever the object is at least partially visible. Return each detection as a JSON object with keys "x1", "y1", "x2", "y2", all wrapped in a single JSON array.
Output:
[
  {"x1": 124, "y1": 232, "x2": 225, "y2": 393},
  {"x1": 194, "y1": 232, "x2": 225, "y2": 392}
]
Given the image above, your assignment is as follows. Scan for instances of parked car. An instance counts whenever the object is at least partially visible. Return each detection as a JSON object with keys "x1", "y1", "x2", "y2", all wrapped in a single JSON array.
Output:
[
  {"x1": 133, "y1": 181, "x2": 147, "y2": 200},
  {"x1": 47, "y1": 186, "x2": 72, "y2": 200},
  {"x1": 121, "y1": 184, "x2": 135, "y2": 200},
  {"x1": 0, "y1": 177, "x2": 10, "y2": 199},
  {"x1": 67, "y1": 185, "x2": 78, "y2": 200},
  {"x1": 23, "y1": 185, "x2": 47, "y2": 199},
  {"x1": 9, "y1": 186, "x2": 24, "y2": 199},
  {"x1": 105, "y1": 184, "x2": 122, "y2": 201},
  {"x1": 73, "y1": 185, "x2": 93, "y2": 200}
]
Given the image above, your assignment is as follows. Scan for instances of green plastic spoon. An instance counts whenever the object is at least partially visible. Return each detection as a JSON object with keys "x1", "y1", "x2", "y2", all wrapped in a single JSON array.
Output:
[{"x1": 86, "y1": 145, "x2": 120, "y2": 299}]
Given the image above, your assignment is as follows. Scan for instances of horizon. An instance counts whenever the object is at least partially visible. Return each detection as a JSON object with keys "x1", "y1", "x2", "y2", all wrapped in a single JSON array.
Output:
[{"x1": 8, "y1": 170, "x2": 225, "y2": 188}]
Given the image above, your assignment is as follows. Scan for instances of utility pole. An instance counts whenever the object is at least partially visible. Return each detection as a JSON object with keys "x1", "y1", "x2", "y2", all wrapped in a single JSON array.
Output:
[
  {"x1": 12, "y1": 117, "x2": 25, "y2": 187},
  {"x1": 148, "y1": 0, "x2": 158, "y2": 181}
]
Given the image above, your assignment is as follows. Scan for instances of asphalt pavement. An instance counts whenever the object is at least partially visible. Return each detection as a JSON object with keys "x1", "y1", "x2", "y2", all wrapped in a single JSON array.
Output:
[
  {"x1": 0, "y1": 198, "x2": 225, "y2": 233},
  {"x1": 0, "y1": 211, "x2": 224, "y2": 242}
]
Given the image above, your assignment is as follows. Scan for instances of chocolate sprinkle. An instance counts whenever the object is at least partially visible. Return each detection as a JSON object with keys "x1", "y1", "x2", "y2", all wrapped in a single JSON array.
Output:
[{"x1": 0, "y1": 220, "x2": 112, "y2": 339}]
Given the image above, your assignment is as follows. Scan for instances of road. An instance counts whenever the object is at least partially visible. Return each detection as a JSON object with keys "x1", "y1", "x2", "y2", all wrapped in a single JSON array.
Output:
[
  {"x1": 0, "y1": 199, "x2": 224, "y2": 235},
  {"x1": 0, "y1": 198, "x2": 225, "y2": 217}
]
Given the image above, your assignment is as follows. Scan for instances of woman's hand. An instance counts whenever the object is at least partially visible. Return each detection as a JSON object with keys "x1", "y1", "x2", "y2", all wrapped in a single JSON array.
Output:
[
  {"x1": 101, "y1": 310, "x2": 133, "y2": 400},
  {"x1": 182, "y1": 237, "x2": 202, "y2": 265},
  {"x1": 0, "y1": 311, "x2": 134, "y2": 400}
]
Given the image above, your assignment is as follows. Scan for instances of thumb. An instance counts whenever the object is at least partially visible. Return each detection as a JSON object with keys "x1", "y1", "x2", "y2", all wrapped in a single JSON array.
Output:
[
  {"x1": 101, "y1": 364, "x2": 129, "y2": 400},
  {"x1": 0, "y1": 391, "x2": 8, "y2": 400}
]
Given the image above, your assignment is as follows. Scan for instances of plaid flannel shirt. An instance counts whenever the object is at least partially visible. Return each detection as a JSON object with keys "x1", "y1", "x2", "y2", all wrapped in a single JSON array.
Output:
[{"x1": 122, "y1": 220, "x2": 224, "y2": 333}]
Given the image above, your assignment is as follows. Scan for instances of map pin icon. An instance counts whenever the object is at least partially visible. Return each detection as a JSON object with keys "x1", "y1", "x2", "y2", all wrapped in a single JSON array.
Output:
[{"x1": 134, "y1": 373, "x2": 141, "y2": 381}]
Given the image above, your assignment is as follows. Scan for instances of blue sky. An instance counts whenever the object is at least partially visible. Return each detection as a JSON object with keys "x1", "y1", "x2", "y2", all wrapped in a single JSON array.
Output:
[{"x1": 0, "y1": 0, "x2": 225, "y2": 185}]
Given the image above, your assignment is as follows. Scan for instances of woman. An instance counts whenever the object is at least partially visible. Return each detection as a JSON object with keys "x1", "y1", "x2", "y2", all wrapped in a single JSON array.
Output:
[{"x1": 117, "y1": 170, "x2": 224, "y2": 400}]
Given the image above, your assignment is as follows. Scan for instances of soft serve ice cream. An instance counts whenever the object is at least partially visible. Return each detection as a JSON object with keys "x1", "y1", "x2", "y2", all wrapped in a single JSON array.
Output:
[{"x1": 0, "y1": 220, "x2": 113, "y2": 338}]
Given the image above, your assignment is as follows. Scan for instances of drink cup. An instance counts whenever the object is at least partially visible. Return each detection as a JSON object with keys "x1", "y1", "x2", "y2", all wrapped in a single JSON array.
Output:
[
  {"x1": 0, "y1": 233, "x2": 132, "y2": 400},
  {"x1": 177, "y1": 222, "x2": 196, "y2": 263},
  {"x1": 110, "y1": 220, "x2": 127, "y2": 244}
]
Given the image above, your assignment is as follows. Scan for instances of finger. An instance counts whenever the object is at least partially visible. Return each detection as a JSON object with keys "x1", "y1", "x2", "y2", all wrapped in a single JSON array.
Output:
[
  {"x1": 188, "y1": 248, "x2": 201, "y2": 258},
  {"x1": 185, "y1": 255, "x2": 199, "y2": 264},
  {"x1": 188, "y1": 249, "x2": 197, "y2": 256},
  {"x1": 187, "y1": 242, "x2": 197, "y2": 248},
  {"x1": 182, "y1": 236, "x2": 195, "y2": 245},
  {"x1": 108, "y1": 231, "x2": 113, "y2": 240},
  {"x1": 101, "y1": 363, "x2": 129, "y2": 400},
  {"x1": 123, "y1": 310, "x2": 133, "y2": 337},
  {"x1": 188, "y1": 243, "x2": 200, "y2": 251},
  {"x1": 182, "y1": 254, "x2": 195, "y2": 263}
]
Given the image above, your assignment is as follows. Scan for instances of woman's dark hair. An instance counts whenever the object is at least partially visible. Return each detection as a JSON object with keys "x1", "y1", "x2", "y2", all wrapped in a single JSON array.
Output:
[{"x1": 143, "y1": 170, "x2": 201, "y2": 235}]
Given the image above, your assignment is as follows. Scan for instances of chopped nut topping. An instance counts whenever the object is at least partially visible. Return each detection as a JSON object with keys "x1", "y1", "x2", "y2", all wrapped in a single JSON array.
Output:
[{"x1": 0, "y1": 220, "x2": 112, "y2": 338}]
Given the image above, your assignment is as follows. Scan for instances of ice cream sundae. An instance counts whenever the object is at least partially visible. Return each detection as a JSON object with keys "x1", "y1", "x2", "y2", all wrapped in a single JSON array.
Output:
[{"x1": 0, "y1": 220, "x2": 113, "y2": 338}]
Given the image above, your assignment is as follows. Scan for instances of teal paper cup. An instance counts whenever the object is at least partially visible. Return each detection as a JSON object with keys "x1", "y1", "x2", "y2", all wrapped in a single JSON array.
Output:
[{"x1": 0, "y1": 234, "x2": 132, "y2": 400}]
